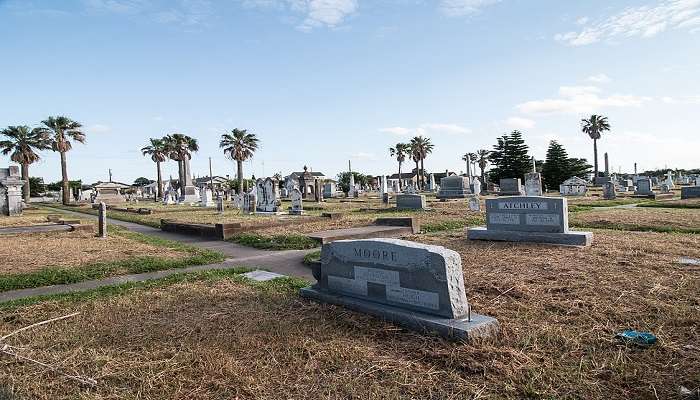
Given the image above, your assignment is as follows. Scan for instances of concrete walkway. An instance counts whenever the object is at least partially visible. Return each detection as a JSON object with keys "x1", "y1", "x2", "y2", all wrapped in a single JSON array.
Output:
[{"x1": 0, "y1": 206, "x2": 317, "y2": 303}]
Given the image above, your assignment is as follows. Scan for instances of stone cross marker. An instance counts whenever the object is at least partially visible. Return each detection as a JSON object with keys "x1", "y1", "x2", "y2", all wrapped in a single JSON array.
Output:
[
  {"x1": 300, "y1": 239, "x2": 499, "y2": 341},
  {"x1": 98, "y1": 202, "x2": 107, "y2": 238},
  {"x1": 468, "y1": 196, "x2": 592, "y2": 246}
]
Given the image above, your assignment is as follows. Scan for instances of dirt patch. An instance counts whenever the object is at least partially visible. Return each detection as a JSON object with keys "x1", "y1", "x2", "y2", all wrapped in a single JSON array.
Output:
[
  {"x1": 0, "y1": 209, "x2": 66, "y2": 228},
  {"x1": 0, "y1": 230, "x2": 698, "y2": 399},
  {"x1": 0, "y1": 230, "x2": 185, "y2": 275}
]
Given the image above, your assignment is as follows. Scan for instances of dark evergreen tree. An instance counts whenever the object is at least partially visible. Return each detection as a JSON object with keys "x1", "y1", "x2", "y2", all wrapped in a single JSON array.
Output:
[
  {"x1": 542, "y1": 140, "x2": 592, "y2": 191},
  {"x1": 488, "y1": 130, "x2": 531, "y2": 182},
  {"x1": 542, "y1": 141, "x2": 570, "y2": 190}
]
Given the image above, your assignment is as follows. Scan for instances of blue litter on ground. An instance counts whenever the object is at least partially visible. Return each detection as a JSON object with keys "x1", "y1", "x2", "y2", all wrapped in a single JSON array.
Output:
[{"x1": 615, "y1": 330, "x2": 657, "y2": 347}]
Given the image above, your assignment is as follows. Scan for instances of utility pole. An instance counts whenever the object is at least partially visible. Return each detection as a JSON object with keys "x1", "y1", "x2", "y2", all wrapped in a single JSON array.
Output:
[
  {"x1": 108, "y1": 169, "x2": 112, "y2": 183},
  {"x1": 209, "y1": 157, "x2": 214, "y2": 190}
]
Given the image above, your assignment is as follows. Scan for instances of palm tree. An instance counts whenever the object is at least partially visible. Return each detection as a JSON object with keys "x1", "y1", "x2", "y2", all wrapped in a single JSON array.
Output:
[
  {"x1": 461, "y1": 152, "x2": 477, "y2": 177},
  {"x1": 476, "y1": 149, "x2": 490, "y2": 185},
  {"x1": 164, "y1": 133, "x2": 199, "y2": 197},
  {"x1": 411, "y1": 136, "x2": 433, "y2": 189},
  {"x1": 581, "y1": 115, "x2": 611, "y2": 180},
  {"x1": 0, "y1": 126, "x2": 51, "y2": 202},
  {"x1": 41, "y1": 116, "x2": 85, "y2": 205},
  {"x1": 141, "y1": 138, "x2": 168, "y2": 200},
  {"x1": 219, "y1": 128, "x2": 259, "y2": 194},
  {"x1": 388, "y1": 143, "x2": 409, "y2": 190}
]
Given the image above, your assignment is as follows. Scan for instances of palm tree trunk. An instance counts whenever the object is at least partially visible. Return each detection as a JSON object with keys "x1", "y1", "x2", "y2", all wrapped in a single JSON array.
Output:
[
  {"x1": 420, "y1": 158, "x2": 425, "y2": 190},
  {"x1": 398, "y1": 162, "x2": 402, "y2": 190},
  {"x1": 237, "y1": 160, "x2": 243, "y2": 194},
  {"x1": 178, "y1": 160, "x2": 185, "y2": 197},
  {"x1": 60, "y1": 151, "x2": 69, "y2": 205},
  {"x1": 593, "y1": 138, "x2": 599, "y2": 179},
  {"x1": 20, "y1": 163, "x2": 30, "y2": 203},
  {"x1": 156, "y1": 161, "x2": 163, "y2": 200},
  {"x1": 414, "y1": 160, "x2": 419, "y2": 188}
]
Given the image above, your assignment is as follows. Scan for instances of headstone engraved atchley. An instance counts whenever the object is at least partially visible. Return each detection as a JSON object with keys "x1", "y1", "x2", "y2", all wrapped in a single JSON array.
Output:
[
  {"x1": 300, "y1": 239, "x2": 499, "y2": 341},
  {"x1": 467, "y1": 196, "x2": 592, "y2": 246}
]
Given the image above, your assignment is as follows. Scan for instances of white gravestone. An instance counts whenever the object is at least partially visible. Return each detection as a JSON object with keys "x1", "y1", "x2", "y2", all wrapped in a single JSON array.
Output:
[{"x1": 290, "y1": 188, "x2": 303, "y2": 215}]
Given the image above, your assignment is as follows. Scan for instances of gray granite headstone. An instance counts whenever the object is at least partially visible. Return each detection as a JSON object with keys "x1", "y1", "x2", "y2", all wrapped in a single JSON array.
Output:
[
  {"x1": 98, "y1": 202, "x2": 107, "y2": 238},
  {"x1": 524, "y1": 173, "x2": 543, "y2": 196},
  {"x1": 468, "y1": 195, "x2": 480, "y2": 211},
  {"x1": 499, "y1": 178, "x2": 522, "y2": 195},
  {"x1": 635, "y1": 178, "x2": 654, "y2": 195},
  {"x1": 300, "y1": 239, "x2": 499, "y2": 341},
  {"x1": 290, "y1": 188, "x2": 303, "y2": 214},
  {"x1": 396, "y1": 194, "x2": 426, "y2": 210},
  {"x1": 681, "y1": 186, "x2": 700, "y2": 199},
  {"x1": 436, "y1": 176, "x2": 470, "y2": 199},
  {"x1": 468, "y1": 196, "x2": 592, "y2": 246},
  {"x1": 603, "y1": 182, "x2": 616, "y2": 200}
]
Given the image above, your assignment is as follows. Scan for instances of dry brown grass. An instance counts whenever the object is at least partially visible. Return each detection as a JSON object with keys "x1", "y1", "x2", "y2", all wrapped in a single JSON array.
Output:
[
  {"x1": 571, "y1": 207, "x2": 700, "y2": 231},
  {"x1": 0, "y1": 209, "x2": 62, "y2": 228},
  {"x1": 0, "y1": 230, "x2": 185, "y2": 275},
  {"x1": 0, "y1": 230, "x2": 698, "y2": 399}
]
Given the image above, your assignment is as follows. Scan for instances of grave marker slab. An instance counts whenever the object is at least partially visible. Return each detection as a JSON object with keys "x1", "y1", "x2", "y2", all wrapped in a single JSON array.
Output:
[
  {"x1": 436, "y1": 176, "x2": 470, "y2": 199},
  {"x1": 467, "y1": 196, "x2": 592, "y2": 246},
  {"x1": 681, "y1": 186, "x2": 700, "y2": 199},
  {"x1": 396, "y1": 194, "x2": 426, "y2": 210},
  {"x1": 499, "y1": 178, "x2": 523, "y2": 196},
  {"x1": 300, "y1": 239, "x2": 499, "y2": 341},
  {"x1": 524, "y1": 173, "x2": 543, "y2": 196}
]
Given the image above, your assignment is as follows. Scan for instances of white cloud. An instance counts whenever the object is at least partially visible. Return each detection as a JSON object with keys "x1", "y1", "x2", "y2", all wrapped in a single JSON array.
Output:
[
  {"x1": 576, "y1": 16, "x2": 589, "y2": 25},
  {"x1": 517, "y1": 86, "x2": 652, "y2": 115},
  {"x1": 439, "y1": 0, "x2": 500, "y2": 17},
  {"x1": 505, "y1": 117, "x2": 535, "y2": 130},
  {"x1": 84, "y1": 0, "x2": 214, "y2": 27},
  {"x1": 587, "y1": 73, "x2": 612, "y2": 84},
  {"x1": 661, "y1": 95, "x2": 700, "y2": 104},
  {"x1": 83, "y1": 0, "x2": 149, "y2": 14},
  {"x1": 244, "y1": 0, "x2": 357, "y2": 31},
  {"x1": 379, "y1": 123, "x2": 471, "y2": 136},
  {"x1": 555, "y1": 0, "x2": 700, "y2": 46},
  {"x1": 87, "y1": 124, "x2": 111, "y2": 134},
  {"x1": 350, "y1": 152, "x2": 377, "y2": 161}
]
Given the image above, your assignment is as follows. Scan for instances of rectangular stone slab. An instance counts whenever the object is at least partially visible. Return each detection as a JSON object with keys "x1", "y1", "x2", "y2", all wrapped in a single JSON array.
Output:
[
  {"x1": 468, "y1": 227, "x2": 592, "y2": 247},
  {"x1": 485, "y1": 196, "x2": 569, "y2": 233},
  {"x1": 300, "y1": 286, "x2": 499, "y2": 342},
  {"x1": 316, "y1": 239, "x2": 469, "y2": 318}
]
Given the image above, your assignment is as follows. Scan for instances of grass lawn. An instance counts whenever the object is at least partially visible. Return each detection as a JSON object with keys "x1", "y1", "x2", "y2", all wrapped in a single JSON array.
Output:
[
  {"x1": 570, "y1": 206, "x2": 700, "y2": 234},
  {"x1": 0, "y1": 229, "x2": 697, "y2": 399},
  {"x1": 0, "y1": 226, "x2": 224, "y2": 292}
]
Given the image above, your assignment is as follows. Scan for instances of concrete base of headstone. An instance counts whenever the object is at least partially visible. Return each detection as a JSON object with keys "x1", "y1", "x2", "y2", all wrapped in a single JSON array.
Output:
[
  {"x1": 467, "y1": 227, "x2": 592, "y2": 247},
  {"x1": 300, "y1": 286, "x2": 499, "y2": 341},
  {"x1": 289, "y1": 210, "x2": 304, "y2": 215}
]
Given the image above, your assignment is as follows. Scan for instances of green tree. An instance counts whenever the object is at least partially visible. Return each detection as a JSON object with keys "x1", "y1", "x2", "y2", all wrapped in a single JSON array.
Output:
[
  {"x1": 220, "y1": 128, "x2": 260, "y2": 194},
  {"x1": 133, "y1": 177, "x2": 154, "y2": 186},
  {"x1": 410, "y1": 136, "x2": 433, "y2": 189},
  {"x1": 476, "y1": 149, "x2": 490, "y2": 188},
  {"x1": 388, "y1": 143, "x2": 409, "y2": 190},
  {"x1": 141, "y1": 138, "x2": 169, "y2": 199},
  {"x1": 164, "y1": 133, "x2": 199, "y2": 198},
  {"x1": 0, "y1": 125, "x2": 51, "y2": 202},
  {"x1": 488, "y1": 130, "x2": 531, "y2": 183},
  {"x1": 581, "y1": 115, "x2": 611, "y2": 179},
  {"x1": 337, "y1": 171, "x2": 368, "y2": 194},
  {"x1": 542, "y1": 141, "x2": 592, "y2": 191},
  {"x1": 28, "y1": 177, "x2": 45, "y2": 197},
  {"x1": 41, "y1": 116, "x2": 85, "y2": 205}
]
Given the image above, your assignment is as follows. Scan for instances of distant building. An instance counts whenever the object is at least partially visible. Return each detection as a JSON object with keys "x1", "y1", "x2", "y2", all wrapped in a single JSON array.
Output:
[{"x1": 194, "y1": 175, "x2": 230, "y2": 191}]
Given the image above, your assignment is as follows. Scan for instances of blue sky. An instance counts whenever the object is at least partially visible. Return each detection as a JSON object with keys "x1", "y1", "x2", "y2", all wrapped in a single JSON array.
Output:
[{"x1": 1, "y1": 0, "x2": 699, "y2": 184}]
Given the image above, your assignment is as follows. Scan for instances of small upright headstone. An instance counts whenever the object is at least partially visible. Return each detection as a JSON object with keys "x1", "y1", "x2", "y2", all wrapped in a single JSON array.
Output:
[
  {"x1": 660, "y1": 183, "x2": 672, "y2": 194},
  {"x1": 470, "y1": 177, "x2": 482, "y2": 195},
  {"x1": 436, "y1": 176, "x2": 470, "y2": 199},
  {"x1": 524, "y1": 173, "x2": 543, "y2": 196},
  {"x1": 499, "y1": 178, "x2": 523, "y2": 196},
  {"x1": 603, "y1": 182, "x2": 617, "y2": 200},
  {"x1": 200, "y1": 188, "x2": 215, "y2": 207},
  {"x1": 216, "y1": 196, "x2": 224, "y2": 213},
  {"x1": 300, "y1": 239, "x2": 499, "y2": 341},
  {"x1": 396, "y1": 194, "x2": 426, "y2": 210},
  {"x1": 98, "y1": 202, "x2": 107, "y2": 238},
  {"x1": 290, "y1": 188, "x2": 303, "y2": 215},
  {"x1": 635, "y1": 179, "x2": 654, "y2": 196},
  {"x1": 468, "y1": 195, "x2": 480, "y2": 211}
]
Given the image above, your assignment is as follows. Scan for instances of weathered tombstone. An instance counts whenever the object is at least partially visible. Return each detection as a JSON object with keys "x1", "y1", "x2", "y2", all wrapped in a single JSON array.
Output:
[
  {"x1": 467, "y1": 196, "x2": 593, "y2": 246},
  {"x1": 428, "y1": 174, "x2": 436, "y2": 192},
  {"x1": 256, "y1": 178, "x2": 278, "y2": 213},
  {"x1": 559, "y1": 176, "x2": 588, "y2": 196},
  {"x1": 436, "y1": 176, "x2": 470, "y2": 199},
  {"x1": 348, "y1": 173, "x2": 358, "y2": 198},
  {"x1": 200, "y1": 188, "x2": 215, "y2": 207},
  {"x1": 380, "y1": 175, "x2": 388, "y2": 197},
  {"x1": 323, "y1": 182, "x2": 336, "y2": 198},
  {"x1": 0, "y1": 166, "x2": 25, "y2": 216},
  {"x1": 314, "y1": 179, "x2": 324, "y2": 203},
  {"x1": 243, "y1": 188, "x2": 257, "y2": 214},
  {"x1": 681, "y1": 186, "x2": 700, "y2": 199},
  {"x1": 290, "y1": 188, "x2": 303, "y2": 215},
  {"x1": 232, "y1": 193, "x2": 243, "y2": 210},
  {"x1": 635, "y1": 178, "x2": 654, "y2": 196},
  {"x1": 498, "y1": 178, "x2": 523, "y2": 196},
  {"x1": 98, "y1": 202, "x2": 107, "y2": 238},
  {"x1": 603, "y1": 182, "x2": 617, "y2": 200},
  {"x1": 524, "y1": 173, "x2": 543, "y2": 196},
  {"x1": 403, "y1": 184, "x2": 418, "y2": 195},
  {"x1": 396, "y1": 194, "x2": 426, "y2": 210},
  {"x1": 300, "y1": 239, "x2": 499, "y2": 341},
  {"x1": 467, "y1": 195, "x2": 480, "y2": 211},
  {"x1": 660, "y1": 183, "x2": 671, "y2": 194},
  {"x1": 216, "y1": 196, "x2": 224, "y2": 213}
]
